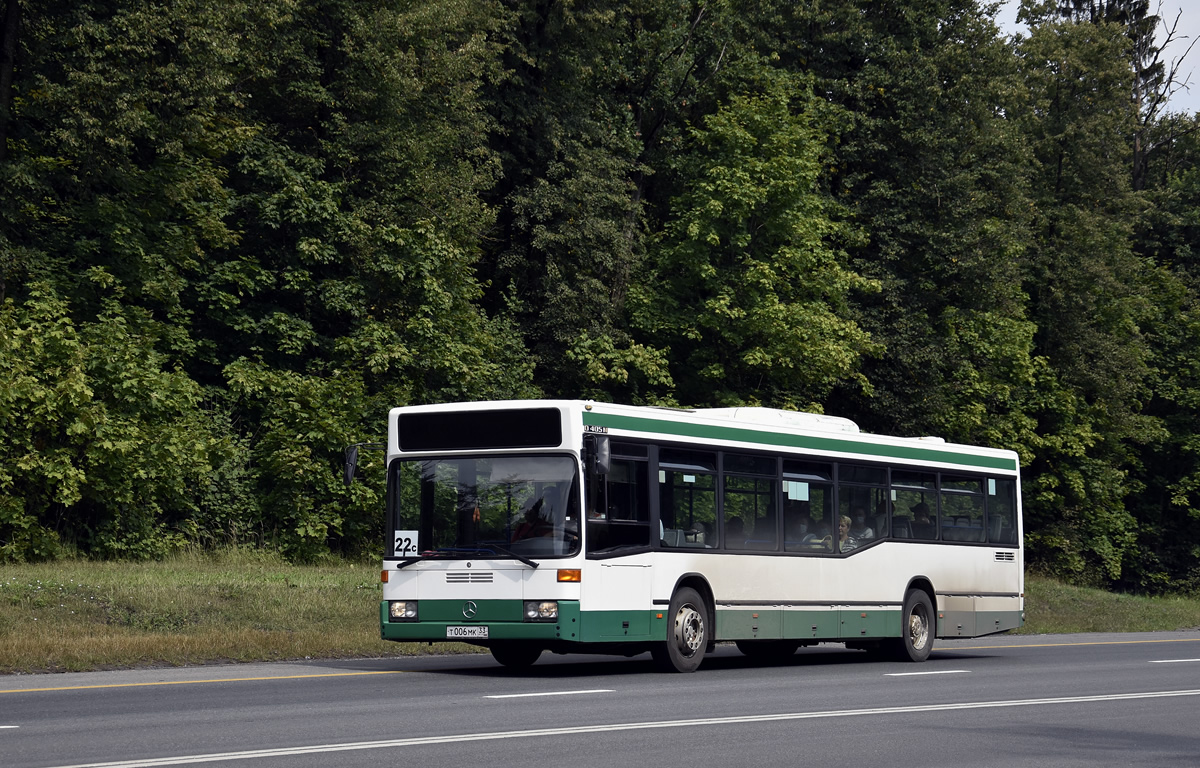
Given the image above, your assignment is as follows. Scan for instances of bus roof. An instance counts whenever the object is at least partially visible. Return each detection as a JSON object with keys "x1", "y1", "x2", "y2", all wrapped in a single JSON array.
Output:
[{"x1": 389, "y1": 400, "x2": 1021, "y2": 474}]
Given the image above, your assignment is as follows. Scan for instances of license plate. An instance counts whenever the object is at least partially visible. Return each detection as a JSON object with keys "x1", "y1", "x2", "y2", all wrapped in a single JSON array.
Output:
[{"x1": 446, "y1": 625, "x2": 488, "y2": 639}]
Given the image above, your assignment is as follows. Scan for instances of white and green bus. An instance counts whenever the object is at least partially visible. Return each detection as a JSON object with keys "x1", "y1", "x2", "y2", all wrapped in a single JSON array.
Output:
[{"x1": 357, "y1": 400, "x2": 1023, "y2": 672}]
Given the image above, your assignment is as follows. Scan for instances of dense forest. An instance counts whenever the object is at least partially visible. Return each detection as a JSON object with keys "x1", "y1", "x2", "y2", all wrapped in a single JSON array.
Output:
[{"x1": 2, "y1": 0, "x2": 1200, "y2": 590}]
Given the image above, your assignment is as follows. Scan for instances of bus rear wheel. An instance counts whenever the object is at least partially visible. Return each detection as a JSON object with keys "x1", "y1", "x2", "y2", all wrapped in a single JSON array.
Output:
[
  {"x1": 490, "y1": 642, "x2": 542, "y2": 668},
  {"x1": 652, "y1": 587, "x2": 708, "y2": 672},
  {"x1": 886, "y1": 589, "x2": 934, "y2": 662}
]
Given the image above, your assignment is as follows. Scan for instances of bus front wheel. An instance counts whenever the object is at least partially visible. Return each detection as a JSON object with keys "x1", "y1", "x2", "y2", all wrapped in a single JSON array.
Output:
[
  {"x1": 652, "y1": 587, "x2": 708, "y2": 673},
  {"x1": 490, "y1": 642, "x2": 542, "y2": 668},
  {"x1": 887, "y1": 589, "x2": 934, "y2": 662}
]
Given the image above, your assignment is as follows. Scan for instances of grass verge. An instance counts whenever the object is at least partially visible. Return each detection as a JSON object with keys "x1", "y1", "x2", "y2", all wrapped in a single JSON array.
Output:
[
  {"x1": 0, "y1": 549, "x2": 472, "y2": 674},
  {"x1": 1021, "y1": 573, "x2": 1200, "y2": 634},
  {"x1": 3, "y1": 555, "x2": 1199, "y2": 674}
]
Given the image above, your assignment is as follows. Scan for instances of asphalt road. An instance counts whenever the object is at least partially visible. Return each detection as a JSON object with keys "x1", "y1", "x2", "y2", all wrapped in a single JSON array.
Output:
[{"x1": 3, "y1": 632, "x2": 1200, "y2": 768}]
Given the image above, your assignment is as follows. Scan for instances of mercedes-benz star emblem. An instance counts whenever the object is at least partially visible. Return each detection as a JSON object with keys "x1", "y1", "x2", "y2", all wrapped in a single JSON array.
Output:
[{"x1": 463, "y1": 601, "x2": 478, "y2": 619}]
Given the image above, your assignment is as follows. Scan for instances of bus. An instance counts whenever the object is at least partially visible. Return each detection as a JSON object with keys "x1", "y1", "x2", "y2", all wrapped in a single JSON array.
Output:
[{"x1": 350, "y1": 400, "x2": 1023, "y2": 672}]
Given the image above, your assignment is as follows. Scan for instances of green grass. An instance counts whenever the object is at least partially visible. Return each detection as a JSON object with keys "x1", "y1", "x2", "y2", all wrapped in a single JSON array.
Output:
[
  {"x1": 0, "y1": 549, "x2": 472, "y2": 674},
  {"x1": 3, "y1": 554, "x2": 1199, "y2": 674},
  {"x1": 1020, "y1": 573, "x2": 1200, "y2": 634}
]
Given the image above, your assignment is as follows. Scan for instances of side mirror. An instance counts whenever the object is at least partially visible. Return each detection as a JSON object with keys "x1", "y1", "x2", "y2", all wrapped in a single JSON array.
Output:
[
  {"x1": 586, "y1": 435, "x2": 611, "y2": 476},
  {"x1": 343, "y1": 441, "x2": 385, "y2": 486},
  {"x1": 344, "y1": 444, "x2": 360, "y2": 486}
]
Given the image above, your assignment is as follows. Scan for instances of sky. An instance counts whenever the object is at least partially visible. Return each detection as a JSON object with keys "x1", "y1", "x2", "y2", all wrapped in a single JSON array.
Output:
[{"x1": 995, "y1": 1, "x2": 1200, "y2": 116}]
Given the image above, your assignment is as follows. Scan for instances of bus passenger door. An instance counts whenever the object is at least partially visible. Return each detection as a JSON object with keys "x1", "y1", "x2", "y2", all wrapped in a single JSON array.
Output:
[{"x1": 582, "y1": 453, "x2": 654, "y2": 641}]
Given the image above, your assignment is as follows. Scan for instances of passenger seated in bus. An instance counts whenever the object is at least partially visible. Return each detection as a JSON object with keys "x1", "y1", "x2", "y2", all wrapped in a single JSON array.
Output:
[
  {"x1": 910, "y1": 502, "x2": 935, "y2": 539},
  {"x1": 810, "y1": 516, "x2": 831, "y2": 539},
  {"x1": 785, "y1": 507, "x2": 810, "y2": 543},
  {"x1": 837, "y1": 514, "x2": 860, "y2": 553},
  {"x1": 849, "y1": 506, "x2": 874, "y2": 541},
  {"x1": 512, "y1": 498, "x2": 553, "y2": 541}
]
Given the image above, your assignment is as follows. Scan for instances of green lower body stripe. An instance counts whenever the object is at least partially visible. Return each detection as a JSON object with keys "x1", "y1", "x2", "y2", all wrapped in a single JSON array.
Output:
[{"x1": 379, "y1": 601, "x2": 1023, "y2": 644}]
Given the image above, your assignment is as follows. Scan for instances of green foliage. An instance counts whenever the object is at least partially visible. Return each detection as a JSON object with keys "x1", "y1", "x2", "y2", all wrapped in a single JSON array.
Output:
[
  {"x1": 0, "y1": 283, "x2": 223, "y2": 561},
  {"x1": 4, "y1": 0, "x2": 1200, "y2": 592},
  {"x1": 1015, "y1": 11, "x2": 1162, "y2": 582},
  {"x1": 633, "y1": 76, "x2": 878, "y2": 409},
  {"x1": 1, "y1": 0, "x2": 535, "y2": 563},
  {"x1": 482, "y1": 0, "x2": 743, "y2": 397}
]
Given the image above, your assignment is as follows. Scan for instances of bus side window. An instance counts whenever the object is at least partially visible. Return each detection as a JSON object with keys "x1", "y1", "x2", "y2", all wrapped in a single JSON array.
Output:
[
  {"x1": 987, "y1": 478, "x2": 1018, "y2": 545},
  {"x1": 891, "y1": 471, "x2": 937, "y2": 541},
  {"x1": 724, "y1": 453, "x2": 777, "y2": 551},
  {"x1": 838, "y1": 465, "x2": 886, "y2": 549},
  {"x1": 605, "y1": 460, "x2": 647, "y2": 521},
  {"x1": 941, "y1": 475, "x2": 985, "y2": 542},
  {"x1": 659, "y1": 449, "x2": 717, "y2": 549},
  {"x1": 783, "y1": 461, "x2": 834, "y2": 552}
]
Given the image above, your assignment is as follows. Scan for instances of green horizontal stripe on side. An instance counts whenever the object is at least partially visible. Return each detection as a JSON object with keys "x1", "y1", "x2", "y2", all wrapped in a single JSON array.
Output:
[{"x1": 583, "y1": 412, "x2": 1017, "y2": 472}]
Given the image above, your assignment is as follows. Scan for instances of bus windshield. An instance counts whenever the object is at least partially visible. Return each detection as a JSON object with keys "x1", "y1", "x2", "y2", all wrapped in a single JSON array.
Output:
[{"x1": 388, "y1": 455, "x2": 580, "y2": 560}]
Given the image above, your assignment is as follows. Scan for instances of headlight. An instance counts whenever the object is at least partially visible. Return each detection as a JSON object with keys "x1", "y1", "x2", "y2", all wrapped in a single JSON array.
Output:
[
  {"x1": 524, "y1": 600, "x2": 558, "y2": 621},
  {"x1": 389, "y1": 601, "x2": 418, "y2": 621}
]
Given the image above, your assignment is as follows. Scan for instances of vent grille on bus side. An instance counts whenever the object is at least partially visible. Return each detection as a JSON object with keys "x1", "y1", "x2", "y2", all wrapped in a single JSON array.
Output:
[
  {"x1": 994, "y1": 552, "x2": 1016, "y2": 562},
  {"x1": 446, "y1": 572, "x2": 494, "y2": 583}
]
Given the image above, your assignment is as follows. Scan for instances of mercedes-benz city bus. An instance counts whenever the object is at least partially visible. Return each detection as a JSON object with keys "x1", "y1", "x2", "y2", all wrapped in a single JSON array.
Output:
[{"x1": 348, "y1": 400, "x2": 1023, "y2": 672}]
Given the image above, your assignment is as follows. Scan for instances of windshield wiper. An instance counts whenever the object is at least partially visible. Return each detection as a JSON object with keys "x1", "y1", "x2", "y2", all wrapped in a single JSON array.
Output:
[
  {"x1": 485, "y1": 543, "x2": 538, "y2": 569},
  {"x1": 393, "y1": 549, "x2": 454, "y2": 569},
  {"x1": 393, "y1": 546, "x2": 538, "y2": 569}
]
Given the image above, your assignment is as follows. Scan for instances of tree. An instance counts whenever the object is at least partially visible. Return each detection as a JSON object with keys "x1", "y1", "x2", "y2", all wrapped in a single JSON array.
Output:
[
  {"x1": 746, "y1": 0, "x2": 1040, "y2": 454},
  {"x1": 481, "y1": 0, "x2": 745, "y2": 400},
  {"x1": 632, "y1": 76, "x2": 877, "y2": 409},
  {"x1": 0, "y1": 282, "x2": 239, "y2": 561},
  {"x1": 0, "y1": 0, "x2": 538, "y2": 559},
  {"x1": 1054, "y1": 0, "x2": 1198, "y2": 189},
  {"x1": 1016, "y1": 5, "x2": 1160, "y2": 582}
]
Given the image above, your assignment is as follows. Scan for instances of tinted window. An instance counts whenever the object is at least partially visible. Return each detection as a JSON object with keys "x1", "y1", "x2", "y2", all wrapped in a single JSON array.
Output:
[
  {"x1": 659, "y1": 453, "x2": 716, "y2": 549},
  {"x1": 783, "y1": 460, "x2": 833, "y2": 483},
  {"x1": 398, "y1": 409, "x2": 562, "y2": 450},
  {"x1": 840, "y1": 465, "x2": 887, "y2": 485},
  {"x1": 725, "y1": 476, "x2": 777, "y2": 550},
  {"x1": 784, "y1": 475, "x2": 834, "y2": 553},
  {"x1": 724, "y1": 453, "x2": 776, "y2": 477},
  {"x1": 988, "y1": 478, "x2": 1019, "y2": 545},
  {"x1": 941, "y1": 474, "x2": 985, "y2": 542},
  {"x1": 587, "y1": 459, "x2": 651, "y2": 554}
]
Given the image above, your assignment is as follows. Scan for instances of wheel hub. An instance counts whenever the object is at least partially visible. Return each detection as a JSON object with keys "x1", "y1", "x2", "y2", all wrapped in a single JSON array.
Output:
[
  {"x1": 674, "y1": 603, "x2": 704, "y2": 657},
  {"x1": 909, "y1": 607, "x2": 929, "y2": 650}
]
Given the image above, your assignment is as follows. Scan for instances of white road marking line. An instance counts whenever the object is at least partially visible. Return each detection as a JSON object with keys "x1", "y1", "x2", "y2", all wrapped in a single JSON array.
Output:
[
  {"x1": 485, "y1": 689, "x2": 614, "y2": 699},
  {"x1": 1, "y1": 725, "x2": 19, "y2": 729},
  {"x1": 39, "y1": 688, "x2": 1200, "y2": 768},
  {"x1": 885, "y1": 670, "x2": 970, "y2": 677},
  {"x1": 1149, "y1": 659, "x2": 1200, "y2": 663}
]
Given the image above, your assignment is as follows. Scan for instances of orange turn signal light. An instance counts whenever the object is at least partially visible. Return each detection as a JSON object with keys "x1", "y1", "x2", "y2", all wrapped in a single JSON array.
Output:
[
  {"x1": 381, "y1": 570, "x2": 389, "y2": 583},
  {"x1": 557, "y1": 569, "x2": 582, "y2": 582}
]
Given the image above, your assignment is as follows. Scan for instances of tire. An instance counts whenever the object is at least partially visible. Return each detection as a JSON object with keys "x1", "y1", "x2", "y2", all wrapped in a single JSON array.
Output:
[
  {"x1": 735, "y1": 639, "x2": 799, "y2": 662},
  {"x1": 653, "y1": 587, "x2": 709, "y2": 672},
  {"x1": 490, "y1": 642, "x2": 542, "y2": 668},
  {"x1": 887, "y1": 589, "x2": 934, "y2": 662}
]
